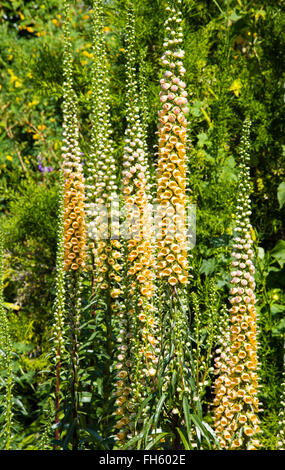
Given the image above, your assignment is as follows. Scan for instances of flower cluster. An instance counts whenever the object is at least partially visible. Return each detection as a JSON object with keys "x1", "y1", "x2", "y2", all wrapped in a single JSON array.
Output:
[
  {"x1": 58, "y1": 5, "x2": 87, "y2": 447},
  {"x1": 213, "y1": 304, "x2": 230, "y2": 379},
  {"x1": 138, "y1": 48, "x2": 152, "y2": 196},
  {"x1": 63, "y1": 168, "x2": 86, "y2": 271},
  {"x1": 87, "y1": 0, "x2": 121, "y2": 291},
  {"x1": 115, "y1": 8, "x2": 158, "y2": 443},
  {"x1": 213, "y1": 119, "x2": 261, "y2": 450},
  {"x1": 156, "y1": 0, "x2": 189, "y2": 287},
  {"x1": 113, "y1": 320, "x2": 133, "y2": 442},
  {"x1": 37, "y1": 155, "x2": 53, "y2": 174},
  {"x1": 122, "y1": 7, "x2": 156, "y2": 318},
  {"x1": 62, "y1": 2, "x2": 87, "y2": 272},
  {"x1": 85, "y1": 0, "x2": 115, "y2": 241}
]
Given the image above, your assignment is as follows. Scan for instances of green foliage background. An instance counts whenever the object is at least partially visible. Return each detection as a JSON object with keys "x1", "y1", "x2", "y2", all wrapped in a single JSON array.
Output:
[{"x1": 0, "y1": 0, "x2": 284, "y2": 449}]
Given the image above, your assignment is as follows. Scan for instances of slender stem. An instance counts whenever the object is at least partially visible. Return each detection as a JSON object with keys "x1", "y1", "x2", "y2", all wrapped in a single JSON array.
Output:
[
  {"x1": 55, "y1": 350, "x2": 61, "y2": 445},
  {"x1": 102, "y1": 279, "x2": 112, "y2": 438}
]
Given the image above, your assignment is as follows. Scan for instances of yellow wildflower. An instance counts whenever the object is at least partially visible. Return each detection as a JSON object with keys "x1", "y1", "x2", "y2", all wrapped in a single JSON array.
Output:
[{"x1": 229, "y1": 79, "x2": 242, "y2": 97}]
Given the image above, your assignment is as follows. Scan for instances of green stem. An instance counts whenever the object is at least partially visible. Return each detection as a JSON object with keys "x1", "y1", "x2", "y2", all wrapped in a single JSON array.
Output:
[
  {"x1": 102, "y1": 282, "x2": 113, "y2": 438},
  {"x1": 66, "y1": 270, "x2": 81, "y2": 450}
]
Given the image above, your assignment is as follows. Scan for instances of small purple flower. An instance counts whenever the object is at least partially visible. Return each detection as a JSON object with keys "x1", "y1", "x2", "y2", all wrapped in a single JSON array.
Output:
[{"x1": 37, "y1": 155, "x2": 53, "y2": 174}]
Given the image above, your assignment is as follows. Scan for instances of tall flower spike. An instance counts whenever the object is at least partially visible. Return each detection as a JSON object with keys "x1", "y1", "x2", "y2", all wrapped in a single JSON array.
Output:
[
  {"x1": 213, "y1": 304, "x2": 231, "y2": 383},
  {"x1": 61, "y1": 1, "x2": 87, "y2": 449},
  {"x1": 156, "y1": 0, "x2": 189, "y2": 288},
  {"x1": 52, "y1": 171, "x2": 66, "y2": 442},
  {"x1": 87, "y1": 0, "x2": 122, "y2": 438},
  {"x1": 115, "y1": 6, "x2": 158, "y2": 444},
  {"x1": 90, "y1": 0, "x2": 121, "y2": 293},
  {"x1": 153, "y1": 3, "x2": 196, "y2": 450},
  {"x1": 85, "y1": 1, "x2": 108, "y2": 243},
  {"x1": 138, "y1": 48, "x2": 152, "y2": 197},
  {"x1": 62, "y1": 1, "x2": 87, "y2": 273},
  {"x1": 213, "y1": 304, "x2": 231, "y2": 446},
  {"x1": 213, "y1": 118, "x2": 261, "y2": 450}
]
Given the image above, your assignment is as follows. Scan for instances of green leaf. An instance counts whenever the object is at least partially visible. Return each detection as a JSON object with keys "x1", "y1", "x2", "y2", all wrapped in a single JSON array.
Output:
[
  {"x1": 145, "y1": 432, "x2": 169, "y2": 450},
  {"x1": 62, "y1": 420, "x2": 77, "y2": 450},
  {"x1": 197, "y1": 132, "x2": 209, "y2": 148},
  {"x1": 257, "y1": 247, "x2": 265, "y2": 260},
  {"x1": 19, "y1": 433, "x2": 37, "y2": 449},
  {"x1": 79, "y1": 392, "x2": 92, "y2": 403},
  {"x1": 271, "y1": 240, "x2": 285, "y2": 267},
  {"x1": 200, "y1": 258, "x2": 216, "y2": 275},
  {"x1": 3, "y1": 302, "x2": 20, "y2": 310},
  {"x1": 143, "y1": 416, "x2": 154, "y2": 445},
  {"x1": 277, "y1": 182, "x2": 285, "y2": 209},
  {"x1": 175, "y1": 428, "x2": 191, "y2": 450},
  {"x1": 228, "y1": 11, "x2": 242, "y2": 22},
  {"x1": 218, "y1": 156, "x2": 237, "y2": 183},
  {"x1": 171, "y1": 370, "x2": 177, "y2": 395},
  {"x1": 190, "y1": 414, "x2": 211, "y2": 447},
  {"x1": 272, "y1": 318, "x2": 285, "y2": 337},
  {"x1": 189, "y1": 101, "x2": 203, "y2": 117},
  {"x1": 84, "y1": 428, "x2": 110, "y2": 450},
  {"x1": 182, "y1": 396, "x2": 192, "y2": 442},
  {"x1": 134, "y1": 394, "x2": 154, "y2": 428},
  {"x1": 13, "y1": 397, "x2": 28, "y2": 415},
  {"x1": 202, "y1": 421, "x2": 220, "y2": 448},
  {"x1": 154, "y1": 393, "x2": 166, "y2": 427},
  {"x1": 270, "y1": 304, "x2": 285, "y2": 316},
  {"x1": 120, "y1": 432, "x2": 145, "y2": 450}
]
